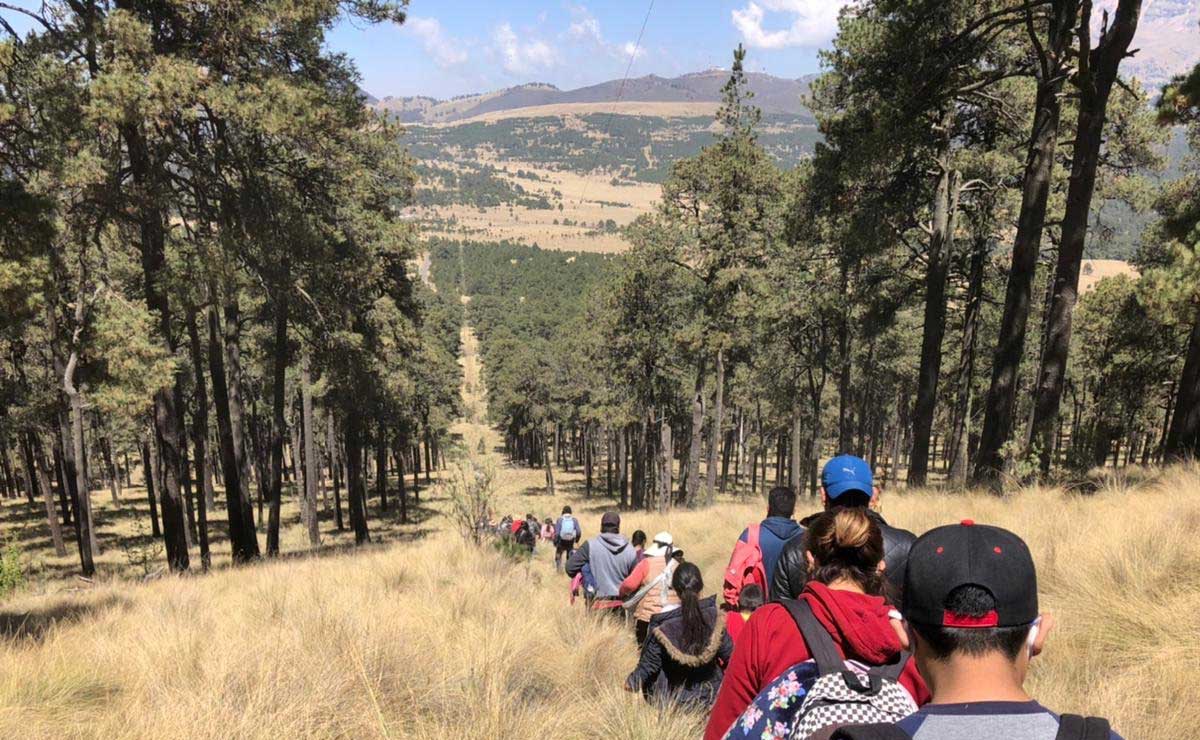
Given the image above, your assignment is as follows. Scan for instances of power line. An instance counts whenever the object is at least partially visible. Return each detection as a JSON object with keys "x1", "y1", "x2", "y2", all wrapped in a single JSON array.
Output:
[{"x1": 576, "y1": 0, "x2": 656, "y2": 210}]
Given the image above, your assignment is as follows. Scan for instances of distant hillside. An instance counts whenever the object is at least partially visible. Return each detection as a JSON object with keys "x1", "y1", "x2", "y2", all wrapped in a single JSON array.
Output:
[
  {"x1": 373, "y1": 71, "x2": 817, "y2": 124},
  {"x1": 1115, "y1": 0, "x2": 1199, "y2": 90}
]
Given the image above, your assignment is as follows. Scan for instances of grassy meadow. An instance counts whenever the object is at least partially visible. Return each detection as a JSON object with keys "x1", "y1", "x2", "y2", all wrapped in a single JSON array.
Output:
[
  {"x1": 1, "y1": 330, "x2": 1197, "y2": 738},
  {"x1": 2, "y1": 436, "x2": 1198, "y2": 738}
]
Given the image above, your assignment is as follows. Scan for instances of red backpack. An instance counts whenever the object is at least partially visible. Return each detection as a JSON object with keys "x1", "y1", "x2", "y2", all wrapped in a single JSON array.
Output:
[{"x1": 723, "y1": 523, "x2": 767, "y2": 609}]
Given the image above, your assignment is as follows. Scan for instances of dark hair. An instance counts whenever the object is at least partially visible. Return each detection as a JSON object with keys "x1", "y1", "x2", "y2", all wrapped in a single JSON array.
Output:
[
  {"x1": 767, "y1": 486, "x2": 797, "y2": 518},
  {"x1": 562, "y1": 505, "x2": 572, "y2": 515},
  {"x1": 525, "y1": 513, "x2": 535, "y2": 521},
  {"x1": 827, "y1": 490, "x2": 872, "y2": 509},
  {"x1": 631, "y1": 530, "x2": 647, "y2": 547},
  {"x1": 910, "y1": 585, "x2": 1031, "y2": 661},
  {"x1": 805, "y1": 507, "x2": 885, "y2": 595},
  {"x1": 672, "y1": 562, "x2": 712, "y2": 653},
  {"x1": 738, "y1": 583, "x2": 764, "y2": 612}
]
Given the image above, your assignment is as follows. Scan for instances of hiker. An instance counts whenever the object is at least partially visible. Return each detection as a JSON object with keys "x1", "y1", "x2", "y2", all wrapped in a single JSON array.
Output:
[
  {"x1": 512, "y1": 514, "x2": 537, "y2": 553},
  {"x1": 723, "y1": 486, "x2": 803, "y2": 607},
  {"x1": 631, "y1": 529, "x2": 647, "y2": 561},
  {"x1": 772, "y1": 454, "x2": 917, "y2": 608},
  {"x1": 554, "y1": 505, "x2": 581, "y2": 572},
  {"x1": 704, "y1": 507, "x2": 929, "y2": 740},
  {"x1": 725, "y1": 583, "x2": 764, "y2": 646},
  {"x1": 620, "y1": 531, "x2": 681, "y2": 646},
  {"x1": 625, "y1": 562, "x2": 733, "y2": 708},
  {"x1": 832, "y1": 521, "x2": 1121, "y2": 740},
  {"x1": 540, "y1": 515, "x2": 555, "y2": 542},
  {"x1": 565, "y1": 511, "x2": 639, "y2": 613}
]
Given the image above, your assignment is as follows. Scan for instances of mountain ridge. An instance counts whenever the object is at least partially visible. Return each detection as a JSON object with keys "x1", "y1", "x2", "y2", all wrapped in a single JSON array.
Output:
[{"x1": 372, "y1": 71, "x2": 819, "y2": 124}]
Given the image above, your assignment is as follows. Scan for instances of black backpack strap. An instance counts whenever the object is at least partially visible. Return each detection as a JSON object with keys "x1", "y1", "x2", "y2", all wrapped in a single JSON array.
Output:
[
  {"x1": 1056, "y1": 715, "x2": 1111, "y2": 740},
  {"x1": 874, "y1": 650, "x2": 911, "y2": 682},
  {"x1": 779, "y1": 598, "x2": 845, "y2": 676},
  {"x1": 831, "y1": 724, "x2": 911, "y2": 740}
]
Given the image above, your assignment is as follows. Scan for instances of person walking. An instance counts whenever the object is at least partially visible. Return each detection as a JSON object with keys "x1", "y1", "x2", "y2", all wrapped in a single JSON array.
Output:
[
  {"x1": 772, "y1": 455, "x2": 917, "y2": 608},
  {"x1": 620, "y1": 531, "x2": 681, "y2": 646},
  {"x1": 565, "y1": 511, "x2": 638, "y2": 613},
  {"x1": 834, "y1": 521, "x2": 1121, "y2": 740},
  {"x1": 625, "y1": 563, "x2": 733, "y2": 709},
  {"x1": 705, "y1": 507, "x2": 929, "y2": 740},
  {"x1": 723, "y1": 486, "x2": 803, "y2": 606},
  {"x1": 554, "y1": 505, "x2": 581, "y2": 572}
]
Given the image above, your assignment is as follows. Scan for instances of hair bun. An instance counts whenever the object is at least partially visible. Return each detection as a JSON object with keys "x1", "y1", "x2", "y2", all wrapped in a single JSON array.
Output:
[{"x1": 832, "y1": 508, "x2": 872, "y2": 549}]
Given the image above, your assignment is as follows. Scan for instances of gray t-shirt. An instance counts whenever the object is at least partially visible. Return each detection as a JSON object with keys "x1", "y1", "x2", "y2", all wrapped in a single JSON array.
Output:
[{"x1": 895, "y1": 701, "x2": 1123, "y2": 740}]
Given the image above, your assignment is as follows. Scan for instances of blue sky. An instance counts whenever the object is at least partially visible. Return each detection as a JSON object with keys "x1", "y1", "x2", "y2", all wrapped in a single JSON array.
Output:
[{"x1": 328, "y1": 1, "x2": 845, "y2": 99}]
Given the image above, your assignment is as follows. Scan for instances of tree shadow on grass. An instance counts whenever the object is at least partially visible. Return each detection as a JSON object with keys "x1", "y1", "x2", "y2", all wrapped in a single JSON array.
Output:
[{"x1": 0, "y1": 592, "x2": 131, "y2": 643}]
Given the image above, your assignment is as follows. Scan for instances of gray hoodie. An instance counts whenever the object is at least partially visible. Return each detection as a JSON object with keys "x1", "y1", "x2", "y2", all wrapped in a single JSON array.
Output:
[{"x1": 565, "y1": 532, "x2": 639, "y2": 597}]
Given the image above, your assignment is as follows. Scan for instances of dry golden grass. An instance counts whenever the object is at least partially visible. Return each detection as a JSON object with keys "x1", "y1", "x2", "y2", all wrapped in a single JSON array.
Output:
[
  {"x1": 418, "y1": 158, "x2": 660, "y2": 254},
  {"x1": 2, "y1": 462, "x2": 1198, "y2": 739},
  {"x1": 2, "y1": 329, "x2": 1196, "y2": 738},
  {"x1": 1079, "y1": 259, "x2": 1138, "y2": 294}
]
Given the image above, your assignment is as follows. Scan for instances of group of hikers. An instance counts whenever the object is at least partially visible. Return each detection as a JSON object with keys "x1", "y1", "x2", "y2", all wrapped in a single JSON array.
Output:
[{"x1": 542, "y1": 454, "x2": 1120, "y2": 740}]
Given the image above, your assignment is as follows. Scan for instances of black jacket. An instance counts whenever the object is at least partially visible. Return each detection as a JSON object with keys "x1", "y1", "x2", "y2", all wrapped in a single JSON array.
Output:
[
  {"x1": 770, "y1": 510, "x2": 916, "y2": 608},
  {"x1": 625, "y1": 595, "x2": 733, "y2": 708}
]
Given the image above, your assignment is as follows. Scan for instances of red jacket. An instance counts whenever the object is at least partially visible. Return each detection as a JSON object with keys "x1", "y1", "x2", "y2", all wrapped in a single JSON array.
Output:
[
  {"x1": 725, "y1": 610, "x2": 753, "y2": 645},
  {"x1": 704, "y1": 581, "x2": 930, "y2": 740}
]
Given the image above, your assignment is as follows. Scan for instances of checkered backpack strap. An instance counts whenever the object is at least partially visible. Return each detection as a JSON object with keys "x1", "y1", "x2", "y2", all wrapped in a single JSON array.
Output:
[{"x1": 1055, "y1": 715, "x2": 1111, "y2": 740}]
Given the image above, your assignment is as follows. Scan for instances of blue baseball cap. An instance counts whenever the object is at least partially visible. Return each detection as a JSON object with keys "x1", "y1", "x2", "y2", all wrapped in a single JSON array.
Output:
[{"x1": 821, "y1": 454, "x2": 874, "y2": 499}]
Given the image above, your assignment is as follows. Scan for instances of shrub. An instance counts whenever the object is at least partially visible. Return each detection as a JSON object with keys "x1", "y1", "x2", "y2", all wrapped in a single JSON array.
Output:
[
  {"x1": 444, "y1": 458, "x2": 497, "y2": 546},
  {"x1": 0, "y1": 541, "x2": 25, "y2": 600}
]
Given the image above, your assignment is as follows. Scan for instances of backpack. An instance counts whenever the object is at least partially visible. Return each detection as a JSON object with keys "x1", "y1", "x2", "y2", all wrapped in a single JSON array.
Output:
[
  {"x1": 721, "y1": 599, "x2": 916, "y2": 740},
  {"x1": 623, "y1": 559, "x2": 677, "y2": 613},
  {"x1": 830, "y1": 713, "x2": 1111, "y2": 740},
  {"x1": 723, "y1": 523, "x2": 767, "y2": 608},
  {"x1": 558, "y1": 515, "x2": 578, "y2": 541}
]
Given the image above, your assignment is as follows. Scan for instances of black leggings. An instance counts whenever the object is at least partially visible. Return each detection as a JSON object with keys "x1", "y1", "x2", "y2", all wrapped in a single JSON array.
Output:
[{"x1": 635, "y1": 619, "x2": 650, "y2": 647}]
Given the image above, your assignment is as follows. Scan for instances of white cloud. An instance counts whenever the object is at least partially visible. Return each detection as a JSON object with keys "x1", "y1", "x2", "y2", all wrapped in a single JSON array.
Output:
[
  {"x1": 731, "y1": 0, "x2": 847, "y2": 49},
  {"x1": 493, "y1": 22, "x2": 559, "y2": 75},
  {"x1": 566, "y1": 4, "x2": 646, "y2": 64},
  {"x1": 404, "y1": 16, "x2": 468, "y2": 68}
]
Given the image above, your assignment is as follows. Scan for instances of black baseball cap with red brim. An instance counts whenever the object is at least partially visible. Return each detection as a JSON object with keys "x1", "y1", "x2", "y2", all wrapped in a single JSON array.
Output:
[{"x1": 902, "y1": 519, "x2": 1039, "y2": 628}]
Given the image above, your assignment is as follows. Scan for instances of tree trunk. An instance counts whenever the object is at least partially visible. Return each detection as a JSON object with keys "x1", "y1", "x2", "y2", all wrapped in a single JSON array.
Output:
[
  {"x1": 1166, "y1": 308, "x2": 1200, "y2": 460},
  {"x1": 605, "y1": 428, "x2": 613, "y2": 499},
  {"x1": 1030, "y1": 0, "x2": 1143, "y2": 473},
  {"x1": 790, "y1": 403, "x2": 803, "y2": 493},
  {"x1": 207, "y1": 303, "x2": 259, "y2": 562},
  {"x1": 618, "y1": 425, "x2": 629, "y2": 509},
  {"x1": 686, "y1": 357, "x2": 707, "y2": 506},
  {"x1": 266, "y1": 291, "x2": 288, "y2": 557},
  {"x1": 17, "y1": 436, "x2": 37, "y2": 507},
  {"x1": 658, "y1": 417, "x2": 672, "y2": 514},
  {"x1": 974, "y1": 0, "x2": 1079, "y2": 483},
  {"x1": 949, "y1": 237, "x2": 986, "y2": 485},
  {"x1": 909, "y1": 122, "x2": 960, "y2": 487},
  {"x1": 52, "y1": 443, "x2": 72, "y2": 526},
  {"x1": 141, "y1": 440, "x2": 161, "y2": 538},
  {"x1": 837, "y1": 301, "x2": 853, "y2": 453},
  {"x1": 185, "y1": 310, "x2": 212, "y2": 570},
  {"x1": 328, "y1": 413, "x2": 344, "y2": 531},
  {"x1": 706, "y1": 350, "x2": 725, "y2": 505},
  {"x1": 542, "y1": 428, "x2": 556, "y2": 496},
  {"x1": 300, "y1": 358, "x2": 321, "y2": 545},
  {"x1": 375, "y1": 432, "x2": 388, "y2": 512},
  {"x1": 344, "y1": 411, "x2": 370, "y2": 544},
  {"x1": 31, "y1": 434, "x2": 67, "y2": 557},
  {"x1": 584, "y1": 424, "x2": 593, "y2": 496},
  {"x1": 100, "y1": 436, "x2": 121, "y2": 504}
]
